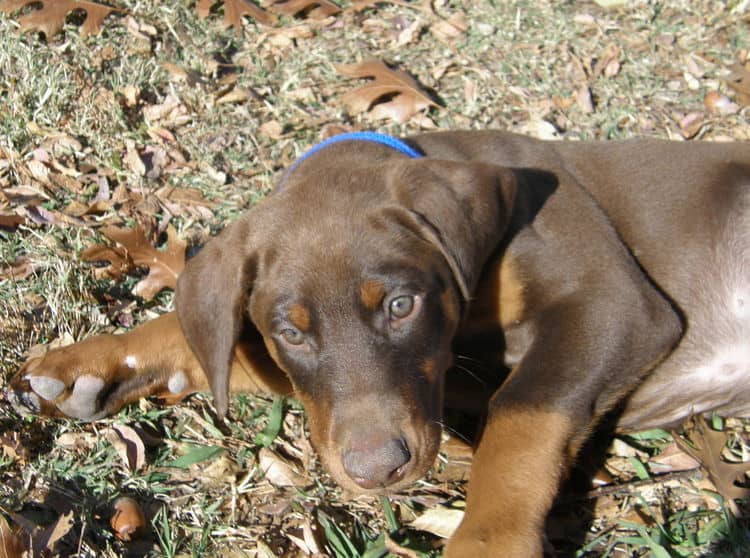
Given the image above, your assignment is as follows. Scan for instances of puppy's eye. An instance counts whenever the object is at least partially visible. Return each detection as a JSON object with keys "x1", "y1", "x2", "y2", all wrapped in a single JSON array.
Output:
[
  {"x1": 389, "y1": 295, "x2": 415, "y2": 319},
  {"x1": 280, "y1": 327, "x2": 305, "y2": 346}
]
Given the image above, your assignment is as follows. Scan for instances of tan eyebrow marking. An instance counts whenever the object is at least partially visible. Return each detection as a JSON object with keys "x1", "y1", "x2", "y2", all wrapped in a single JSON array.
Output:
[
  {"x1": 288, "y1": 303, "x2": 311, "y2": 331},
  {"x1": 360, "y1": 279, "x2": 386, "y2": 310}
]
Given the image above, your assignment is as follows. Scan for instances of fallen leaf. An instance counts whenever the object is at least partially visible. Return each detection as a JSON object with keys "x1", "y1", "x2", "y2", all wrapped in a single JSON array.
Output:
[
  {"x1": 35, "y1": 511, "x2": 74, "y2": 552},
  {"x1": 649, "y1": 441, "x2": 701, "y2": 474},
  {"x1": 678, "y1": 111, "x2": 705, "y2": 139},
  {"x1": 725, "y1": 62, "x2": 750, "y2": 106},
  {"x1": 258, "y1": 447, "x2": 309, "y2": 488},
  {"x1": 0, "y1": 213, "x2": 26, "y2": 229},
  {"x1": 106, "y1": 425, "x2": 146, "y2": 471},
  {"x1": 0, "y1": 256, "x2": 38, "y2": 281},
  {"x1": 593, "y1": 43, "x2": 621, "y2": 78},
  {"x1": 337, "y1": 59, "x2": 438, "y2": 123},
  {"x1": 429, "y1": 13, "x2": 467, "y2": 42},
  {"x1": 196, "y1": 0, "x2": 276, "y2": 28},
  {"x1": 703, "y1": 91, "x2": 739, "y2": 115},
  {"x1": 102, "y1": 225, "x2": 186, "y2": 300},
  {"x1": 268, "y1": 0, "x2": 340, "y2": 19},
  {"x1": 408, "y1": 507, "x2": 464, "y2": 539},
  {"x1": 0, "y1": 514, "x2": 25, "y2": 558},
  {"x1": 110, "y1": 497, "x2": 146, "y2": 541},
  {"x1": 673, "y1": 416, "x2": 750, "y2": 516},
  {"x1": 0, "y1": 0, "x2": 120, "y2": 38}
]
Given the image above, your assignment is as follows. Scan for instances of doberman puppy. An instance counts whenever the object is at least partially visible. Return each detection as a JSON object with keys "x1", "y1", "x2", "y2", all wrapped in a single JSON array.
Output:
[{"x1": 8, "y1": 131, "x2": 750, "y2": 556}]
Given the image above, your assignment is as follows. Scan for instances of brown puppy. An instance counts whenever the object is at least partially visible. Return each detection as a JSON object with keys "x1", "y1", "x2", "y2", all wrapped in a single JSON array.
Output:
[{"x1": 9, "y1": 131, "x2": 750, "y2": 556}]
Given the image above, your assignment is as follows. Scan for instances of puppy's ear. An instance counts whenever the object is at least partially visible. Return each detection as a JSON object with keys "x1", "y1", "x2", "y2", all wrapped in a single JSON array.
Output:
[
  {"x1": 175, "y1": 217, "x2": 257, "y2": 417},
  {"x1": 391, "y1": 160, "x2": 519, "y2": 300}
]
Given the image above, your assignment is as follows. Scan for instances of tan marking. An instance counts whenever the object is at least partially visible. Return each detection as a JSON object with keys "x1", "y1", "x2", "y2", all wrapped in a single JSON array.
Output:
[
  {"x1": 419, "y1": 358, "x2": 438, "y2": 382},
  {"x1": 440, "y1": 288, "x2": 459, "y2": 327},
  {"x1": 446, "y1": 408, "x2": 573, "y2": 556},
  {"x1": 288, "y1": 303, "x2": 311, "y2": 332},
  {"x1": 498, "y1": 255, "x2": 525, "y2": 327},
  {"x1": 261, "y1": 335, "x2": 281, "y2": 364},
  {"x1": 360, "y1": 279, "x2": 386, "y2": 310}
]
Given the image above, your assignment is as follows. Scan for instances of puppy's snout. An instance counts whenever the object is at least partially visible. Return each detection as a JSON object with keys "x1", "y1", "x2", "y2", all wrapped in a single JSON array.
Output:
[{"x1": 342, "y1": 435, "x2": 411, "y2": 489}]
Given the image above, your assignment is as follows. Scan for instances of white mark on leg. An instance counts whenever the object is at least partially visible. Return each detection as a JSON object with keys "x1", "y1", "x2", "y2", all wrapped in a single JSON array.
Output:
[
  {"x1": 168, "y1": 370, "x2": 187, "y2": 394},
  {"x1": 124, "y1": 355, "x2": 138, "y2": 369},
  {"x1": 29, "y1": 376, "x2": 65, "y2": 400},
  {"x1": 57, "y1": 375, "x2": 105, "y2": 420}
]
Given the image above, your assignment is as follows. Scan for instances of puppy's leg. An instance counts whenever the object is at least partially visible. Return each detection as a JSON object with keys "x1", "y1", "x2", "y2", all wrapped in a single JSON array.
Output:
[
  {"x1": 8, "y1": 312, "x2": 288, "y2": 420},
  {"x1": 443, "y1": 297, "x2": 680, "y2": 557}
]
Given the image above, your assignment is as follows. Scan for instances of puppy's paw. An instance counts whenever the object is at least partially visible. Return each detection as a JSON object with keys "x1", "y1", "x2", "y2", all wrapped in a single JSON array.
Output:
[{"x1": 8, "y1": 346, "x2": 112, "y2": 421}]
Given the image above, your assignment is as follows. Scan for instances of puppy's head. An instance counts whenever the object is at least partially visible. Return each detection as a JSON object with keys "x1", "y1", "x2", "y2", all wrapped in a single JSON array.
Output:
[{"x1": 177, "y1": 149, "x2": 516, "y2": 492}]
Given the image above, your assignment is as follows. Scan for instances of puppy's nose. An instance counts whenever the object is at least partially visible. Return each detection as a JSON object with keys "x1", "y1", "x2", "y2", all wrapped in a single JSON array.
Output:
[{"x1": 342, "y1": 436, "x2": 411, "y2": 489}]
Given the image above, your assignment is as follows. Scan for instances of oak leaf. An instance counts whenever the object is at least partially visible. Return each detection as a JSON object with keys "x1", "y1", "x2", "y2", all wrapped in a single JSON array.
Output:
[
  {"x1": 0, "y1": 0, "x2": 120, "y2": 38},
  {"x1": 337, "y1": 59, "x2": 438, "y2": 123},
  {"x1": 267, "y1": 0, "x2": 340, "y2": 19},
  {"x1": 673, "y1": 416, "x2": 750, "y2": 516},
  {"x1": 726, "y1": 62, "x2": 750, "y2": 107},
  {"x1": 81, "y1": 225, "x2": 186, "y2": 300},
  {"x1": 196, "y1": 0, "x2": 276, "y2": 28}
]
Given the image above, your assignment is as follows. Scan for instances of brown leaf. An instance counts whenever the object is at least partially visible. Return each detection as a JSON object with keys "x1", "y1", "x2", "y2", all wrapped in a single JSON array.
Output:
[
  {"x1": 268, "y1": 0, "x2": 340, "y2": 19},
  {"x1": 35, "y1": 511, "x2": 74, "y2": 552},
  {"x1": 0, "y1": 514, "x2": 25, "y2": 558},
  {"x1": 337, "y1": 59, "x2": 438, "y2": 123},
  {"x1": 593, "y1": 43, "x2": 621, "y2": 78},
  {"x1": 0, "y1": 0, "x2": 120, "y2": 38},
  {"x1": 80, "y1": 241, "x2": 132, "y2": 280},
  {"x1": 258, "y1": 447, "x2": 310, "y2": 488},
  {"x1": 110, "y1": 497, "x2": 146, "y2": 541},
  {"x1": 0, "y1": 213, "x2": 26, "y2": 230},
  {"x1": 100, "y1": 225, "x2": 186, "y2": 300},
  {"x1": 0, "y1": 256, "x2": 38, "y2": 281},
  {"x1": 196, "y1": 0, "x2": 276, "y2": 28},
  {"x1": 726, "y1": 62, "x2": 750, "y2": 107},
  {"x1": 673, "y1": 417, "x2": 750, "y2": 516},
  {"x1": 106, "y1": 425, "x2": 146, "y2": 471}
]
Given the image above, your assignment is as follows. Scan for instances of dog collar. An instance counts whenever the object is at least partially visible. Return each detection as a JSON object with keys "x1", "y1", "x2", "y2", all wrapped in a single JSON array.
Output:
[{"x1": 285, "y1": 131, "x2": 424, "y2": 177}]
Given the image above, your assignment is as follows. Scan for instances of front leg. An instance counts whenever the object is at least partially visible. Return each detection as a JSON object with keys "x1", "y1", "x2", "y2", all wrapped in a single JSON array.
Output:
[
  {"x1": 444, "y1": 295, "x2": 681, "y2": 557},
  {"x1": 8, "y1": 312, "x2": 289, "y2": 420}
]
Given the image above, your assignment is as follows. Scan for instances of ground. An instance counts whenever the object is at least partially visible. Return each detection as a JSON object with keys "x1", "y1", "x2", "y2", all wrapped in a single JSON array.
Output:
[{"x1": 1, "y1": 0, "x2": 749, "y2": 556}]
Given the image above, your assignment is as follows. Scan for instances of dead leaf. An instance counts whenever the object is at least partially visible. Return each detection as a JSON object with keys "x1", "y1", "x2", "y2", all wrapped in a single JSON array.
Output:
[
  {"x1": 105, "y1": 225, "x2": 186, "y2": 300},
  {"x1": 0, "y1": 514, "x2": 25, "y2": 558},
  {"x1": 267, "y1": 0, "x2": 340, "y2": 19},
  {"x1": 258, "y1": 447, "x2": 309, "y2": 488},
  {"x1": 110, "y1": 497, "x2": 146, "y2": 541},
  {"x1": 678, "y1": 111, "x2": 705, "y2": 139},
  {"x1": 196, "y1": 0, "x2": 276, "y2": 28},
  {"x1": 726, "y1": 62, "x2": 750, "y2": 106},
  {"x1": 260, "y1": 120, "x2": 284, "y2": 139},
  {"x1": 704, "y1": 91, "x2": 739, "y2": 116},
  {"x1": 429, "y1": 13, "x2": 467, "y2": 42},
  {"x1": 0, "y1": 256, "x2": 38, "y2": 281},
  {"x1": 0, "y1": 0, "x2": 121, "y2": 38},
  {"x1": 649, "y1": 441, "x2": 701, "y2": 474},
  {"x1": 593, "y1": 43, "x2": 621, "y2": 78},
  {"x1": 35, "y1": 511, "x2": 74, "y2": 552},
  {"x1": 82, "y1": 225, "x2": 186, "y2": 300},
  {"x1": 0, "y1": 213, "x2": 26, "y2": 229},
  {"x1": 408, "y1": 507, "x2": 464, "y2": 539},
  {"x1": 337, "y1": 59, "x2": 438, "y2": 123},
  {"x1": 673, "y1": 416, "x2": 750, "y2": 516},
  {"x1": 106, "y1": 425, "x2": 146, "y2": 471}
]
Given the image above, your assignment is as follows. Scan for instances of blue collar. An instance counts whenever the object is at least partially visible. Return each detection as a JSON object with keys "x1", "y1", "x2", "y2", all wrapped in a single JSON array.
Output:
[{"x1": 284, "y1": 131, "x2": 423, "y2": 177}]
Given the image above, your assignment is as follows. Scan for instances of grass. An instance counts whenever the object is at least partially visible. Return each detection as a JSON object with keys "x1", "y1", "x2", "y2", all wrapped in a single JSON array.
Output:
[{"x1": 1, "y1": 0, "x2": 750, "y2": 556}]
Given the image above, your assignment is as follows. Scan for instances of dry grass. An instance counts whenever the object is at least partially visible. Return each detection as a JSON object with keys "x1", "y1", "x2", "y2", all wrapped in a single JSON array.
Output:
[{"x1": 1, "y1": 0, "x2": 750, "y2": 556}]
